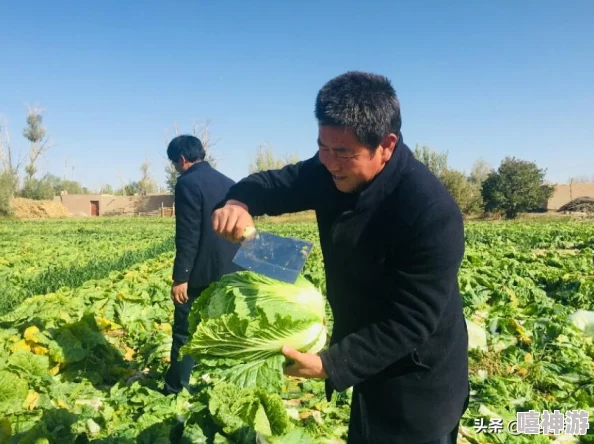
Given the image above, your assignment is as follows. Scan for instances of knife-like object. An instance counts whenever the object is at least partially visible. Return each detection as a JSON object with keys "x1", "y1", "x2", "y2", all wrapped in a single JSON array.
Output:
[{"x1": 232, "y1": 226, "x2": 313, "y2": 284}]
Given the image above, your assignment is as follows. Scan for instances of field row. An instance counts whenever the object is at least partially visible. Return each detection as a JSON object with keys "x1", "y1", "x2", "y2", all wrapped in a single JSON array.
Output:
[
  {"x1": 0, "y1": 218, "x2": 175, "y2": 315},
  {"x1": 1, "y1": 219, "x2": 593, "y2": 443},
  {"x1": 0, "y1": 251, "x2": 347, "y2": 443}
]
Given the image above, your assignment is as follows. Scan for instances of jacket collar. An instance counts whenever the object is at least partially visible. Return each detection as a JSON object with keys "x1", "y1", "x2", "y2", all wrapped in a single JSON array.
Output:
[{"x1": 181, "y1": 160, "x2": 210, "y2": 176}]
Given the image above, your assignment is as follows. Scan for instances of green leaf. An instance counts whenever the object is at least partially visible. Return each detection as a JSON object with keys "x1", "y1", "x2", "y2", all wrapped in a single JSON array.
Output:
[
  {"x1": 216, "y1": 355, "x2": 285, "y2": 393},
  {"x1": 0, "y1": 370, "x2": 29, "y2": 414},
  {"x1": 8, "y1": 351, "x2": 50, "y2": 377}
]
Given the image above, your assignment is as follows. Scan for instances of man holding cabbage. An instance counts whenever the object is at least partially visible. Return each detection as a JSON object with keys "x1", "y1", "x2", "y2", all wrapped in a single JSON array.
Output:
[{"x1": 212, "y1": 71, "x2": 469, "y2": 444}]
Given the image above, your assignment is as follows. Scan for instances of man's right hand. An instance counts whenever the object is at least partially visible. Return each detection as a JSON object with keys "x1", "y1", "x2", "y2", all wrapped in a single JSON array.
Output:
[{"x1": 212, "y1": 200, "x2": 254, "y2": 243}]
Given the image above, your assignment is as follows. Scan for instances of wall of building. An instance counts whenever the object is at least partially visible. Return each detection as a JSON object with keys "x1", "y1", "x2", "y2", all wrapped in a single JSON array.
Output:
[
  {"x1": 58, "y1": 183, "x2": 594, "y2": 216},
  {"x1": 58, "y1": 194, "x2": 101, "y2": 217},
  {"x1": 101, "y1": 194, "x2": 175, "y2": 216},
  {"x1": 546, "y1": 183, "x2": 594, "y2": 210},
  {"x1": 59, "y1": 194, "x2": 174, "y2": 217}
]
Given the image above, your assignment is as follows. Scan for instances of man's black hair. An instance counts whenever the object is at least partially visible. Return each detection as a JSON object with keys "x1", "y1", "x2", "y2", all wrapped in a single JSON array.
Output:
[
  {"x1": 315, "y1": 71, "x2": 402, "y2": 149},
  {"x1": 167, "y1": 135, "x2": 206, "y2": 163}
]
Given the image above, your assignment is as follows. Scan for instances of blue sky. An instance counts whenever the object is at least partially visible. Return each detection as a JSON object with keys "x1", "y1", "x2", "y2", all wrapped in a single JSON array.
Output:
[{"x1": 1, "y1": 0, "x2": 593, "y2": 191}]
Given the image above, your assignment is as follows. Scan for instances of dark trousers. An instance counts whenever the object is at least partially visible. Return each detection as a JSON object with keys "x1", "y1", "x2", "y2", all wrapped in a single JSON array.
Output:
[
  {"x1": 347, "y1": 423, "x2": 459, "y2": 444},
  {"x1": 421, "y1": 423, "x2": 459, "y2": 444},
  {"x1": 163, "y1": 286, "x2": 205, "y2": 395},
  {"x1": 347, "y1": 386, "x2": 461, "y2": 444}
]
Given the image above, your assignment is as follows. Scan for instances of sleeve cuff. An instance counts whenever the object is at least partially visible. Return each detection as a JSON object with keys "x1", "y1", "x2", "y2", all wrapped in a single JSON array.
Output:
[
  {"x1": 319, "y1": 345, "x2": 350, "y2": 392},
  {"x1": 226, "y1": 186, "x2": 263, "y2": 216},
  {"x1": 172, "y1": 267, "x2": 190, "y2": 283}
]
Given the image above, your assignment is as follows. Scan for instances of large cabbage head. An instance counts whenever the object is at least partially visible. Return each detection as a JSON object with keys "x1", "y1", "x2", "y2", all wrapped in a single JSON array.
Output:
[{"x1": 180, "y1": 271, "x2": 327, "y2": 391}]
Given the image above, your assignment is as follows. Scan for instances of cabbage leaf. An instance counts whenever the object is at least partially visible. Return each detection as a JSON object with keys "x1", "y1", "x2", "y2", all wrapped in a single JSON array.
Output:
[{"x1": 181, "y1": 271, "x2": 327, "y2": 392}]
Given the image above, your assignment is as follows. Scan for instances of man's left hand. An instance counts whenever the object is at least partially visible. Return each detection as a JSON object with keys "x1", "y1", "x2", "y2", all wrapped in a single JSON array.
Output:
[
  {"x1": 171, "y1": 281, "x2": 189, "y2": 304},
  {"x1": 281, "y1": 346, "x2": 327, "y2": 379}
]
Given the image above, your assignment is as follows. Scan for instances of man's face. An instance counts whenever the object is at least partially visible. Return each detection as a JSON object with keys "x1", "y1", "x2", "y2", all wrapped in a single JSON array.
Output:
[
  {"x1": 317, "y1": 126, "x2": 396, "y2": 193},
  {"x1": 172, "y1": 156, "x2": 189, "y2": 174},
  {"x1": 172, "y1": 160, "x2": 184, "y2": 174}
]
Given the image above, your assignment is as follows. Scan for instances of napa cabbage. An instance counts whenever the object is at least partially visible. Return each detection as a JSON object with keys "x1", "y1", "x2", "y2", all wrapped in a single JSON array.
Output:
[{"x1": 180, "y1": 271, "x2": 327, "y2": 392}]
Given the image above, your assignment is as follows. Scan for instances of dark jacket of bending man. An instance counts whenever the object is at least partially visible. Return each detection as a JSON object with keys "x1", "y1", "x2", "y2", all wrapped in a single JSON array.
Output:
[
  {"x1": 163, "y1": 135, "x2": 240, "y2": 395},
  {"x1": 211, "y1": 72, "x2": 469, "y2": 444}
]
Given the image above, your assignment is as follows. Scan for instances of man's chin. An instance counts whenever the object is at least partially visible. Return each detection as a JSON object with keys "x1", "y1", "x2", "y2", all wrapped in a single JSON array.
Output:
[{"x1": 333, "y1": 181, "x2": 355, "y2": 193}]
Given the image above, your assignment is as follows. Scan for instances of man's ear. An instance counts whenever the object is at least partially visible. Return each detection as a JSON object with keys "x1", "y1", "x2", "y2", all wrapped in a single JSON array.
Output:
[
  {"x1": 380, "y1": 133, "x2": 398, "y2": 162},
  {"x1": 179, "y1": 155, "x2": 187, "y2": 165}
]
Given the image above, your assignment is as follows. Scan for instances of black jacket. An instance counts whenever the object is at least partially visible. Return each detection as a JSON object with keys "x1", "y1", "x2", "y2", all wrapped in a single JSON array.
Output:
[
  {"x1": 222, "y1": 135, "x2": 469, "y2": 443},
  {"x1": 173, "y1": 161, "x2": 240, "y2": 288}
]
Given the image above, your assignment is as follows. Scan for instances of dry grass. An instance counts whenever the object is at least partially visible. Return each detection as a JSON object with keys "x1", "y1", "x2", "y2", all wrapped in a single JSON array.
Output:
[
  {"x1": 258, "y1": 210, "x2": 593, "y2": 225},
  {"x1": 469, "y1": 350, "x2": 506, "y2": 377},
  {"x1": 466, "y1": 211, "x2": 594, "y2": 223},
  {"x1": 11, "y1": 198, "x2": 71, "y2": 219},
  {"x1": 256, "y1": 210, "x2": 317, "y2": 224},
  {"x1": 518, "y1": 211, "x2": 590, "y2": 221}
]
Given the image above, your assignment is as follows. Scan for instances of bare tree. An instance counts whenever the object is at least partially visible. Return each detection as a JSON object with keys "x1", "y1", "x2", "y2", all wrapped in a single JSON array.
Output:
[
  {"x1": 100, "y1": 184, "x2": 114, "y2": 194},
  {"x1": 192, "y1": 120, "x2": 220, "y2": 167},
  {"x1": 164, "y1": 119, "x2": 221, "y2": 193},
  {"x1": 568, "y1": 174, "x2": 594, "y2": 184},
  {"x1": 139, "y1": 158, "x2": 158, "y2": 196},
  {"x1": 0, "y1": 121, "x2": 21, "y2": 214},
  {"x1": 22, "y1": 106, "x2": 52, "y2": 185},
  {"x1": 164, "y1": 162, "x2": 178, "y2": 194},
  {"x1": 0, "y1": 120, "x2": 21, "y2": 182},
  {"x1": 469, "y1": 159, "x2": 493, "y2": 186},
  {"x1": 249, "y1": 143, "x2": 299, "y2": 174}
]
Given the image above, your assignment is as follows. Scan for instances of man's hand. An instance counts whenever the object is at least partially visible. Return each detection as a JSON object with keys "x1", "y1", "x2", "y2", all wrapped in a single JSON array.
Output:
[
  {"x1": 212, "y1": 200, "x2": 254, "y2": 243},
  {"x1": 281, "y1": 346, "x2": 327, "y2": 379},
  {"x1": 171, "y1": 281, "x2": 189, "y2": 304}
]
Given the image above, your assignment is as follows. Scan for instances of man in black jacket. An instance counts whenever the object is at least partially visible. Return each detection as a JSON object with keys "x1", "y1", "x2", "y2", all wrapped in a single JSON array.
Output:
[
  {"x1": 212, "y1": 72, "x2": 469, "y2": 443},
  {"x1": 163, "y1": 135, "x2": 240, "y2": 395}
]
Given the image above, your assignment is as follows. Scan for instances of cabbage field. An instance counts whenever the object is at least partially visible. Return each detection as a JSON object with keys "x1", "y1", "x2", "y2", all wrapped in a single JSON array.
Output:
[{"x1": 1, "y1": 218, "x2": 593, "y2": 443}]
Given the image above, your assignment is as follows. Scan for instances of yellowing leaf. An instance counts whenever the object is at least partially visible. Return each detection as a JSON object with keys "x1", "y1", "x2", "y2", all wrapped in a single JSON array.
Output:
[
  {"x1": 504, "y1": 287, "x2": 519, "y2": 308},
  {"x1": 24, "y1": 391, "x2": 40, "y2": 410},
  {"x1": 23, "y1": 326, "x2": 40, "y2": 342},
  {"x1": 56, "y1": 399, "x2": 69, "y2": 409},
  {"x1": 48, "y1": 364, "x2": 60, "y2": 376},
  {"x1": 10, "y1": 339, "x2": 31, "y2": 353},
  {"x1": 96, "y1": 317, "x2": 121, "y2": 331},
  {"x1": 96, "y1": 317, "x2": 112, "y2": 329},
  {"x1": 155, "y1": 322, "x2": 172, "y2": 334},
  {"x1": 123, "y1": 346, "x2": 135, "y2": 361},
  {"x1": 32, "y1": 345, "x2": 48, "y2": 356},
  {"x1": 520, "y1": 335, "x2": 532, "y2": 345},
  {"x1": 516, "y1": 368, "x2": 529, "y2": 377}
]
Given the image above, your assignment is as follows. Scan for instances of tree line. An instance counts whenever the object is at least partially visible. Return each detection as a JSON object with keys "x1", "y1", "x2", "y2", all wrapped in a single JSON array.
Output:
[
  {"x1": 243, "y1": 144, "x2": 556, "y2": 220},
  {"x1": 411, "y1": 145, "x2": 555, "y2": 219},
  {"x1": 0, "y1": 110, "x2": 574, "y2": 219}
]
